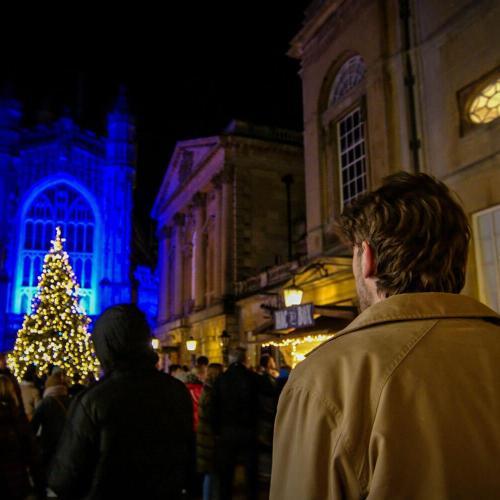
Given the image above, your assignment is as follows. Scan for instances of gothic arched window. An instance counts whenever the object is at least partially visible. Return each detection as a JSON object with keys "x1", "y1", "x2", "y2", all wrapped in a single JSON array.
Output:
[{"x1": 18, "y1": 183, "x2": 96, "y2": 314}]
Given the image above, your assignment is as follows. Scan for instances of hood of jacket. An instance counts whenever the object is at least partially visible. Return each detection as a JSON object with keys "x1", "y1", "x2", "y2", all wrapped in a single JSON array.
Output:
[{"x1": 92, "y1": 304, "x2": 158, "y2": 373}]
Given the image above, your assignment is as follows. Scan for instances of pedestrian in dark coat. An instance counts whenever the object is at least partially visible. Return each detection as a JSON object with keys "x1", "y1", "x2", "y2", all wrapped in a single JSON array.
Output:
[
  {"x1": 48, "y1": 304, "x2": 194, "y2": 500},
  {"x1": 212, "y1": 348, "x2": 259, "y2": 500},
  {"x1": 0, "y1": 374, "x2": 44, "y2": 500},
  {"x1": 20, "y1": 364, "x2": 41, "y2": 421},
  {"x1": 0, "y1": 352, "x2": 26, "y2": 418},
  {"x1": 197, "y1": 363, "x2": 223, "y2": 500},
  {"x1": 31, "y1": 372, "x2": 70, "y2": 480},
  {"x1": 256, "y1": 355, "x2": 279, "y2": 483}
]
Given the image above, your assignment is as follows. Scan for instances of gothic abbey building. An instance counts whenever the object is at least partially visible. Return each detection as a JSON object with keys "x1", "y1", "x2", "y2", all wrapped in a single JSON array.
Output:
[{"x1": 0, "y1": 90, "x2": 143, "y2": 350}]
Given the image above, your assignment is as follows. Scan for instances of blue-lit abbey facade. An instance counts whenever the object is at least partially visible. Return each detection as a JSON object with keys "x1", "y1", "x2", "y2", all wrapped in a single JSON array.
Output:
[{"x1": 0, "y1": 90, "x2": 137, "y2": 350}]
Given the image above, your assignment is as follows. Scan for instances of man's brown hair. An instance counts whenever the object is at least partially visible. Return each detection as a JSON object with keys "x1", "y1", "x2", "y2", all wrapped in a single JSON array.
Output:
[{"x1": 340, "y1": 172, "x2": 470, "y2": 296}]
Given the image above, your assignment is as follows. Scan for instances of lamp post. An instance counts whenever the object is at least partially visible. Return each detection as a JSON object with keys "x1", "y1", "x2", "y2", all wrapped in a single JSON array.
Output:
[
  {"x1": 186, "y1": 336, "x2": 197, "y2": 367},
  {"x1": 219, "y1": 330, "x2": 230, "y2": 366},
  {"x1": 283, "y1": 277, "x2": 303, "y2": 307}
]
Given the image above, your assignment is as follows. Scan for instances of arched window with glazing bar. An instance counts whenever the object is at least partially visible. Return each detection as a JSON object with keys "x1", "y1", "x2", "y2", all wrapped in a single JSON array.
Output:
[{"x1": 18, "y1": 184, "x2": 96, "y2": 314}]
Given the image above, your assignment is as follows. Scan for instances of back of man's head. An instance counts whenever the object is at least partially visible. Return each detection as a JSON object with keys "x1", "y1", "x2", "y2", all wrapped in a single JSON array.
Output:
[
  {"x1": 196, "y1": 355, "x2": 209, "y2": 367},
  {"x1": 168, "y1": 364, "x2": 181, "y2": 376},
  {"x1": 259, "y1": 355, "x2": 271, "y2": 370},
  {"x1": 23, "y1": 364, "x2": 38, "y2": 383},
  {"x1": 92, "y1": 304, "x2": 157, "y2": 372},
  {"x1": 340, "y1": 172, "x2": 470, "y2": 296},
  {"x1": 228, "y1": 347, "x2": 247, "y2": 366}
]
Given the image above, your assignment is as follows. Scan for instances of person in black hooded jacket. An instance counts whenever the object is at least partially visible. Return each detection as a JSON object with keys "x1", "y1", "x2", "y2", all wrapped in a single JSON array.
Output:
[{"x1": 48, "y1": 304, "x2": 194, "y2": 500}]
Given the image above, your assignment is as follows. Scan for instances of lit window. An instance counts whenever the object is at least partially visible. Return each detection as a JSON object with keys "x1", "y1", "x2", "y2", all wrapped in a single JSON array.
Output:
[
  {"x1": 468, "y1": 78, "x2": 500, "y2": 124},
  {"x1": 329, "y1": 55, "x2": 366, "y2": 106},
  {"x1": 338, "y1": 107, "x2": 368, "y2": 206},
  {"x1": 18, "y1": 184, "x2": 96, "y2": 314},
  {"x1": 474, "y1": 205, "x2": 500, "y2": 312}
]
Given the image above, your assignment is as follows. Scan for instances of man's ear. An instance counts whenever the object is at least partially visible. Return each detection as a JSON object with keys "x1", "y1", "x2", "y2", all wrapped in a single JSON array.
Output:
[{"x1": 361, "y1": 241, "x2": 376, "y2": 279}]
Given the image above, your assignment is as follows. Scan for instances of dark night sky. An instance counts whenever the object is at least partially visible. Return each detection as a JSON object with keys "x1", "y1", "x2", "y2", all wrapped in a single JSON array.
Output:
[{"x1": 2, "y1": 1, "x2": 310, "y2": 260}]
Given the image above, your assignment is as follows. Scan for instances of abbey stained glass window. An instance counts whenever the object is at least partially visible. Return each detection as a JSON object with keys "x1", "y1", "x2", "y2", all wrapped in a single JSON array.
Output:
[{"x1": 19, "y1": 184, "x2": 96, "y2": 314}]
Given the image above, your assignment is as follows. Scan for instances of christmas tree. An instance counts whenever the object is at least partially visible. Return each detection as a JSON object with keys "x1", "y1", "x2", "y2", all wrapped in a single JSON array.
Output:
[{"x1": 8, "y1": 227, "x2": 99, "y2": 383}]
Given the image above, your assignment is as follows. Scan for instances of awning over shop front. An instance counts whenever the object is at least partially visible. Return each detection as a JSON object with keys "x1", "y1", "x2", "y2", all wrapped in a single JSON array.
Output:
[
  {"x1": 250, "y1": 308, "x2": 356, "y2": 367},
  {"x1": 252, "y1": 307, "x2": 355, "y2": 339}
]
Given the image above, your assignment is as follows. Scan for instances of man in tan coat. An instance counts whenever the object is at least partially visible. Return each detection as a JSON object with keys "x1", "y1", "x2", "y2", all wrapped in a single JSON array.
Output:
[{"x1": 270, "y1": 173, "x2": 500, "y2": 499}]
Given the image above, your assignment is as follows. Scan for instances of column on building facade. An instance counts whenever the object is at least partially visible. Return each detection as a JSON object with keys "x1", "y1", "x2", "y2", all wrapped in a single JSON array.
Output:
[
  {"x1": 157, "y1": 225, "x2": 171, "y2": 323},
  {"x1": 212, "y1": 175, "x2": 222, "y2": 300},
  {"x1": 173, "y1": 213, "x2": 185, "y2": 317},
  {"x1": 192, "y1": 192, "x2": 206, "y2": 310},
  {"x1": 220, "y1": 165, "x2": 234, "y2": 296}
]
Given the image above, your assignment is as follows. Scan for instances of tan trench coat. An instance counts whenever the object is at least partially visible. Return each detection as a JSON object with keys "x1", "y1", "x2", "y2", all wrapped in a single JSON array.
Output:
[{"x1": 270, "y1": 293, "x2": 500, "y2": 499}]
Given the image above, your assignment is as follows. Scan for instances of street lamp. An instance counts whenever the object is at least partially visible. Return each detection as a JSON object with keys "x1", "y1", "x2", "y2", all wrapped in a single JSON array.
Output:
[
  {"x1": 219, "y1": 330, "x2": 231, "y2": 366},
  {"x1": 186, "y1": 336, "x2": 197, "y2": 352},
  {"x1": 151, "y1": 338, "x2": 160, "y2": 350},
  {"x1": 283, "y1": 277, "x2": 303, "y2": 307},
  {"x1": 186, "y1": 336, "x2": 197, "y2": 367}
]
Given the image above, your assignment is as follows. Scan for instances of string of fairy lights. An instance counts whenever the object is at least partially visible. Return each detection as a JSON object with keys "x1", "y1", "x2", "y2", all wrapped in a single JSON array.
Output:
[
  {"x1": 262, "y1": 333, "x2": 334, "y2": 366},
  {"x1": 8, "y1": 227, "x2": 99, "y2": 384}
]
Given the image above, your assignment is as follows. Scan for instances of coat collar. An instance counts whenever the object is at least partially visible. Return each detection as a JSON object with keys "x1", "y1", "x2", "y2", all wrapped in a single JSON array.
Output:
[
  {"x1": 306, "y1": 293, "x2": 500, "y2": 358},
  {"x1": 339, "y1": 293, "x2": 500, "y2": 337}
]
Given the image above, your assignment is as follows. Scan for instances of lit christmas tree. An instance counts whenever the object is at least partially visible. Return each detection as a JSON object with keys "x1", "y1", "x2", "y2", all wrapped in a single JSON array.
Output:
[{"x1": 8, "y1": 227, "x2": 99, "y2": 383}]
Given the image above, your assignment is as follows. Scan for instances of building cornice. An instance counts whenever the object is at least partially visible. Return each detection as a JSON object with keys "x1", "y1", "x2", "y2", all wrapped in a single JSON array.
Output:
[
  {"x1": 152, "y1": 127, "x2": 303, "y2": 222},
  {"x1": 288, "y1": 0, "x2": 346, "y2": 60}
]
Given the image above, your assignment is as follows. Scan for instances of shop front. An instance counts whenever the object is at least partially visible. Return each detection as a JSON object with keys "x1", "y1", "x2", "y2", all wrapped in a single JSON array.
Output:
[
  {"x1": 237, "y1": 256, "x2": 358, "y2": 369},
  {"x1": 255, "y1": 313, "x2": 354, "y2": 368}
]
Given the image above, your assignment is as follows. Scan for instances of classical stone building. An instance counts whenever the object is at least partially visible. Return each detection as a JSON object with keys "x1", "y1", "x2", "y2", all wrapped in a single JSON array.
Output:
[
  {"x1": 152, "y1": 120, "x2": 304, "y2": 364},
  {"x1": 287, "y1": 0, "x2": 500, "y2": 311},
  {"x1": 236, "y1": 0, "x2": 500, "y2": 366}
]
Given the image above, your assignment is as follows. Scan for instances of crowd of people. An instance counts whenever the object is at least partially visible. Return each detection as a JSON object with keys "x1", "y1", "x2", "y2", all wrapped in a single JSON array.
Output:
[
  {"x1": 0, "y1": 308, "x2": 290, "y2": 500},
  {"x1": 2, "y1": 173, "x2": 500, "y2": 499},
  {"x1": 0, "y1": 353, "x2": 94, "y2": 499},
  {"x1": 169, "y1": 350, "x2": 290, "y2": 499}
]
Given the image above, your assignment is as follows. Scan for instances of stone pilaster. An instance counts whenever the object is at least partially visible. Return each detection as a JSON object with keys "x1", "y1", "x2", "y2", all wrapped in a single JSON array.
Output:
[
  {"x1": 220, "y1": 165, "x2": 234, "y2": 296},
  {"x1": 192, "y1": 192, "x2": 206, "y2": 309},
  {"x1": 173, "y1": 213, "x2": 185, "y2": 317},
  {"x1": 157, "y1": 225, "x2": 172, "y2": 323},
  {"x1": 212, "y1": 175, "x2": 222, "y2": 300}
]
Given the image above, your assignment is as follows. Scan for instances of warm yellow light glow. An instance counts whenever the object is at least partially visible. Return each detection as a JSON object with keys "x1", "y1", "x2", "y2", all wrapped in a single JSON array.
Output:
[
  {"x1": 469, "y1": 78, "x2": 500, "y2": 124},
  {"x1": 151, "y1": 338, "x2": 160, "y2": 350},
  {"x1": 262, "y1": 333, "x2": 334, "y2": 349},
  {"x1": 283, "y1": 285, "x2": 303, "y2": 307},
  {"x1": 186, "y1": 337, "x2": 197, "y2": 352},
  {"x1": 263, "y1": 333, "x2": 334, "y2": 368},
  {"x1": 7, "y1": 226, "x2": 99, "y2": 384}
]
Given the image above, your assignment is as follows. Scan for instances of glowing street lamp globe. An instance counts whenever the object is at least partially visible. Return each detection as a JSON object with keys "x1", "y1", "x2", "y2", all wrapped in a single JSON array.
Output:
[
  {"x1": 283, "y1": 285, "x2": 303, "y2": 307},
  {"x1": 186, "y1": 336, "x2": 197, "y2": 352}
]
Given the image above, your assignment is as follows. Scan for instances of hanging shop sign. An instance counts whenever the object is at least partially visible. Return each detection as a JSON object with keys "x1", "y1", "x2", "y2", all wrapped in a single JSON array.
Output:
[{"x1": 274, "y1": 303, "x2": 315, "y2": 330}]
